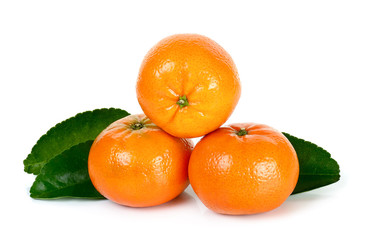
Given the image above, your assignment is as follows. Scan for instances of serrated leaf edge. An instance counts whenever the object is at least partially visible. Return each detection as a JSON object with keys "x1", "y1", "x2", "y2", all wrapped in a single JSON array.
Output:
[{"x1": 23, "y1": 108, "x2": 129, "y2": 174}]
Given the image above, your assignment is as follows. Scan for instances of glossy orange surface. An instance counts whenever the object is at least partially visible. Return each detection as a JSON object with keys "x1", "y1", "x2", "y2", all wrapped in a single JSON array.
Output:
[
  {"x1": 136, "y1": 34, "x2": 241, "y2": 138},
  {"x1": 88, "y1": 114, "x2": 193, "y2": 207},
  {"x1": 188, "y1": 123, "x2": 299, "y2": 215}
]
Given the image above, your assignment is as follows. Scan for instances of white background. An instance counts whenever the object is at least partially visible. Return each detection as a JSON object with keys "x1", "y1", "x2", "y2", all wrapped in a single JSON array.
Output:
[{"x1": 1, "y1": 0, "x2": 371, "y2": 239}]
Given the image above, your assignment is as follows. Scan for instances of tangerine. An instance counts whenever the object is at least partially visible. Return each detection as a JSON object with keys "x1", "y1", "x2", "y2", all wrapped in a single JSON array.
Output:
[
  {"x1": 136, "y1": 34, "x2": 241, "y2": 138},
  {"x1": 88, "y1": 114, "x2": 193, "y2": 207},
  {"x1": 188, "y1": 123, "x2": 299, "y2": 215}
]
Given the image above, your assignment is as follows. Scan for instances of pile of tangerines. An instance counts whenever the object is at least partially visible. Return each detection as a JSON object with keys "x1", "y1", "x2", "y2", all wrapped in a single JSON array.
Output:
[{"x1": 88, "y1": 34, "x2": 299, "y2": 215}]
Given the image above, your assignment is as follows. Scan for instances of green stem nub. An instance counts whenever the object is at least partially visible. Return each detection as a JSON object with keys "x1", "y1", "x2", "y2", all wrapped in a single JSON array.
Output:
[
  {"x1": 176, "y1": 95, "x2": 189, "y2": 109},
  {"x1": 131, "y1": 122, "x2": 144, "y2": 130},
  {"x1": 237, "y1": 128, "x2": 248, "y2": 136}
]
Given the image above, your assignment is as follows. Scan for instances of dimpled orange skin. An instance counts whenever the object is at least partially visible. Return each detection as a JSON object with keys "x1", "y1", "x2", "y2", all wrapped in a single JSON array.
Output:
[
  {"x1": 188, "y1": 123, "x2": 299, "y2": 215},
  {"x1": 88, "y1": 114, "x2": 193, "y2": 207},
  {"x1": 136, "y1": 34, "x2": 241, "y2": 138}
]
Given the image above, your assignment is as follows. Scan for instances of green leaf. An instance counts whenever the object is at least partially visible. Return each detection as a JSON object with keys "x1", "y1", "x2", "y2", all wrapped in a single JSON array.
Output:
[
  {"x1": 30, "y1": 141, "x2": 105, "y2": 199},
  {"x1": 24, "y1": 108, "x2": 130, "y2": 175},
  {"x1": 283, "y1": 132, "x2": 340, "y2": 194}
]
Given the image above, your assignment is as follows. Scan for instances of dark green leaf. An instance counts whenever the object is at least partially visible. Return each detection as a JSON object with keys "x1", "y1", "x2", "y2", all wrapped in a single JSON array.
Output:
[
  {"x1": 283, "y1": 132, "x2": 340, "y2": 194},
  {"x1": 30, "y1": 141, "x2": 105, "y2": 199},
  {"x1": 24, "y1": 108, "x2": 130, "y2": 175}
]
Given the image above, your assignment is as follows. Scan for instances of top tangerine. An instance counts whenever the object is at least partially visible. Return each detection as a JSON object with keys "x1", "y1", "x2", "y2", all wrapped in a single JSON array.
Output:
[{"x1": 136, "y1": 34, "x2": 241, "y2": 138}]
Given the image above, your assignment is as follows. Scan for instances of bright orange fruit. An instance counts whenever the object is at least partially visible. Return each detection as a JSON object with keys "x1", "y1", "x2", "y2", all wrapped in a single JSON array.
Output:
[
  {"x1": 188, "y1": 123, "x2": 299, "y2": 215},
  {"x1": 88, "y1": 114, "x2": 193, "y2": 207},
  {"x1": 136, "y1": 34, "x2": 241, "y2": 138}
]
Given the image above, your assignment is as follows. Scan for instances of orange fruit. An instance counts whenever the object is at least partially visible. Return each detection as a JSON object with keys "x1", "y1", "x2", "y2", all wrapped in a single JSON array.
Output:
[
  {"x1": 136, "y1": 34, "x2": 241, "y2": 138},
  {"x1": 188, "y1": 123, "x2": 299, "y2": 215},
  {"x1": 88, "y1": 114, "x2": 193, "y2": 207}
]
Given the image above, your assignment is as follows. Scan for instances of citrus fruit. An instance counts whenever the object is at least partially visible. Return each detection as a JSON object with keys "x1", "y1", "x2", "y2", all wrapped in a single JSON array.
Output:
[
  {"x1": 88, "y1": 114, "x2": 193, "y2": 207},
  {"x1": 136, "y1": 34, "x2": 241, "y2": 138},
  {"x1": 188, "y1": 123, "x2": 299, "y2": 215}
]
